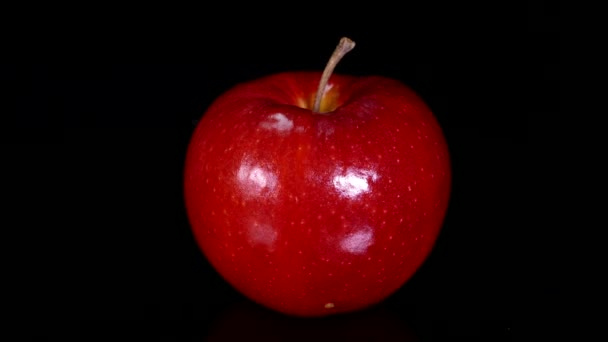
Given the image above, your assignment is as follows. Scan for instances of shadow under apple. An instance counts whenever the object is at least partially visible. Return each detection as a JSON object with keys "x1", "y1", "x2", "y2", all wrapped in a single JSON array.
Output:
[{"x1": 205, "y1": 299, "x2": 418, "y2": 342}]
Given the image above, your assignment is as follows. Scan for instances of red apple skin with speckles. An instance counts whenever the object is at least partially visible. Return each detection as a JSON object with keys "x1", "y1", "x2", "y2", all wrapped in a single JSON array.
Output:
[{"x1": 184, "y1": 72, "x2": 451, "y2": 317}]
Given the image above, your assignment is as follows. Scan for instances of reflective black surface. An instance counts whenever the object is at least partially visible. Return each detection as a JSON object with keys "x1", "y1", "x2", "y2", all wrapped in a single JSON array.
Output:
[{"x1": 5, "y1": 5, "x2": 560, "y2": 340}]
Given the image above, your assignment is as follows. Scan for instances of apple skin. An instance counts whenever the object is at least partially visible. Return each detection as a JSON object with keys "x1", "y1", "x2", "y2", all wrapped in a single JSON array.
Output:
[{"x1": 184, "y1": 71, "x2": 451, "y2": 317}]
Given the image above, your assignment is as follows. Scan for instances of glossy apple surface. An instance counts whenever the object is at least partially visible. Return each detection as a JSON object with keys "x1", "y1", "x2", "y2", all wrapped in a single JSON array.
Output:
[{"x1": 184, "y1": 71, "x2": 451, "y2": 317}]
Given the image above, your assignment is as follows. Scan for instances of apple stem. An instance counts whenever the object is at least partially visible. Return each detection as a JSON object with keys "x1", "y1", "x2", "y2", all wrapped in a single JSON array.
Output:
[{"x1": 312, "y1": 37, "x2": 356, "y2": 113}]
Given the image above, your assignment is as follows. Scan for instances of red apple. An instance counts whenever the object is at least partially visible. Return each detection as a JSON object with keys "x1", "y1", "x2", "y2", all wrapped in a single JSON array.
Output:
[{"x1": 184, "y1": 38, "x2": 451, "y2": 317}]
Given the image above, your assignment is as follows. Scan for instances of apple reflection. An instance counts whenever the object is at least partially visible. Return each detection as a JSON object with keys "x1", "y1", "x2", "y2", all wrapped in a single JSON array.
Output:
[
  {"x1": 332, "y1": 168, "x2": 378, "y2": 198},
  {"x1": 247, "y1": 220, "x2": 278, "y2": 250},
  {"x1": 206, "y1": 299, "x2": 418, "y2": 342},
  {"x1": 259, "y1": 113, "x2": 294, "y2": 134},
  {"x1": 237, "y1": 160, "x2": 278, "y2": 199},
  {"x1": 340, "y1": 226, "x2": 374, "y2": 255}
]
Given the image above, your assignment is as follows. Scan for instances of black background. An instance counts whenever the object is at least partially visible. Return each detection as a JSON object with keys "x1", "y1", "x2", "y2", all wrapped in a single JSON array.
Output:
[{"x1": 5, "y1": 4, "x2": 559, "y2": 340}]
